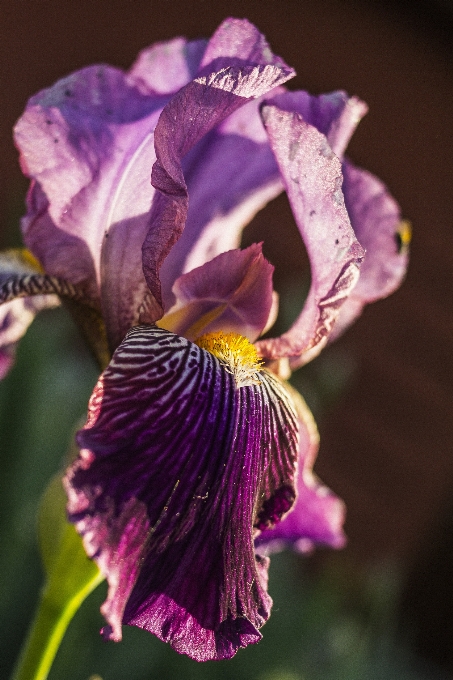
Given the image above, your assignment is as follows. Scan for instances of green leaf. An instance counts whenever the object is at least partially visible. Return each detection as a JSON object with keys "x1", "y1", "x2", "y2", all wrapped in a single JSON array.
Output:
[{"x1": 12, "y1": 472, "x2": 104, "y2": 680}]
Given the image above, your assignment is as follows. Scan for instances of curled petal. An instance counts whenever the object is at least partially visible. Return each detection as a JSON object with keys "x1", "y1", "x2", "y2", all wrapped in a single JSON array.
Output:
[
  {"x1": 255, "y1": 105, "x2": 364, "y2": 368},
  {"x1": 331, "y1": 160, "x2": 409, "y2": 339},
  {"x1": 199, "y1": 17, "x2": 291, "y2": 71},
  {"x1": 158, "y1": 96, "x2": 284, "y2": 309},
  {"x1": 65, "y1": 325, "x2": 299, "y2": 660},
  {"x1": 143, "y1": 21, "x2": 295, "y2": 314},
  {"x1": 257, "y1": 387, "x2": 346, "y2": 553},
  {"x1": 268, "y1": 90, "x2": 368, "y2": 159},
  {"x1": 158, "y1": 244, "x2": 275, "y2": 341}
]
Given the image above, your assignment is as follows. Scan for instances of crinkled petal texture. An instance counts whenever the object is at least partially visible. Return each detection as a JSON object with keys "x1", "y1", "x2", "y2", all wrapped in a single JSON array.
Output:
[
  {"x1": 144, "y1": 49, "x2": 294, "y2": 315},
  {"x1": 65, "y1": 325, "x2": 299, "y2": 660},
  {"x1": 254, "y1": 104, "x2": 365, "y2": 369},
  {"x1": 257, "y1": 387, "x2": 345, "y2": 554},
  {"x1": 268, "y1": 89, "x2": 368, "y2": 160}
]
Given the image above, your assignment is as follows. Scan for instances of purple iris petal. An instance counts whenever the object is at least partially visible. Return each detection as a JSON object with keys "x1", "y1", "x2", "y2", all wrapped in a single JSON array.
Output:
[
  {"x1": 13, "y1": 36, "x2": 207, "y2": 351},
  {"x1": 255, "y1": 104, "x2": 365, "y2": 368},
  {"x1": 257, "y1": 389, "x2": 346, "y2": 553},
  {"x1": 158, "y1": 96, "x2": 284, "y2": 310},
  {"x1": 269, "y1": 90, "x2": 368, "y2": 159},
  {"x1": 65, "y1": 325, "x2": 299, "y2": 660},
  {"x1": 0, "y1": 250, "x2": 60, "y2": 378},
  {"x1": 160, "y1": 244, "x2": 275, "y2": 342},
  {"x1": 143, "y1": 21, "x2": 295, "y2": 314},
  {"x1": 330, "y1": 160, "x2": 409, "y2": 339}
]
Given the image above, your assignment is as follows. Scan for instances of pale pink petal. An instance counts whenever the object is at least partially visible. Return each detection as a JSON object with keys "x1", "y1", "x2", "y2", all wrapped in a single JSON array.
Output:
[{"x1": 159, "y1": 244, "x2": 274, "y2": 342}]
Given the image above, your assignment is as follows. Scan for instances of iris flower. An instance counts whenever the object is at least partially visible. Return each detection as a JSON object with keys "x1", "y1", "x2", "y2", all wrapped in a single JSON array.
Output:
[{"x1": 0, "y1": 18, "x2": 409, "y2": 661}]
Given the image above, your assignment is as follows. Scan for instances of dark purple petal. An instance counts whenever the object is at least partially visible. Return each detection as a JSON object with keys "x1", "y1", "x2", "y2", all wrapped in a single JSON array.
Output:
[
  {"x1": 143, "y1": 22, "x2": 295, "y2": 314},
  {"x1": 267, "y1": 90, "x2": 368, "y2": 159},
  {"x1": 257, "y1": 387, "x2": 346, "y2": 553},
  {"x1": 159, "y1": 244, "x2": 275, "y2": 342},
  {"x1": 65, "y1": 325, "x2": 299, "y2": 660},
  {"x1": 330, "y1": 160, "x2": 409, "y2": 339},
  {"x1": 255, "y1": 105, "x2": 364, "y2": 368}
]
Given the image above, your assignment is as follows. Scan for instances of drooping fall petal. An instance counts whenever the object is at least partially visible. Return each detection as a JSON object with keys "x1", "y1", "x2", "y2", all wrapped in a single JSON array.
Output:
[
  {"x1": 255, "y1": 104, "x2": 364, "y2": 368},
  {"x1": 257, "y1": 387, "x2": 346, "y2": 553},
  {"x1": 65, "y1": 325, "x2": 299, "y2": 660},
  {"x1": 158, "y1": 244, "x2": 275, "y2": 342},
  {"x1": 0, "y1": 249, "x2": 60, "y2": 378}
]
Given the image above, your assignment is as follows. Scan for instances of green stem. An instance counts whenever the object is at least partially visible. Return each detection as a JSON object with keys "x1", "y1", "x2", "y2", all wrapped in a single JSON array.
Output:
[{"x1": 11, "y1": 570, "x2": 103, "y2": 680}]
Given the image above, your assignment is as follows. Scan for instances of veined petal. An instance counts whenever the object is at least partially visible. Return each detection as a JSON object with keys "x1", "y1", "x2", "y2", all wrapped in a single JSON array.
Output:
[
  {"x1": 330, "y1": 160, "x2": 410, "y2": 339},
  {"x1": 65, "y1": 325, "x2": 299, "y2": 660},
  {"x1": 257, "y1": 387, "x2": 346, "y2": 553},
  {"x1": 0, "y1": 248, "x2": 112, "y2": 371},
  {"x1": 0, "y1": 249, "x2": 60, "y2": 378},
  {"x1": 143, "y1": 20, "x2": 295, "y2": 314},
  {"x1": 255, "y1": 105, "x2": 364, "y2": 368},
  {"x1": 158, "y1": 244, "x2": 274, "y2": 342}
]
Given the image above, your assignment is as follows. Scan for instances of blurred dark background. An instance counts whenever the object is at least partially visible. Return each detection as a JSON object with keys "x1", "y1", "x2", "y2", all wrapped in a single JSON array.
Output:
[{"x1": 1, "y1": 1, "x2": 452, "y2": 678}]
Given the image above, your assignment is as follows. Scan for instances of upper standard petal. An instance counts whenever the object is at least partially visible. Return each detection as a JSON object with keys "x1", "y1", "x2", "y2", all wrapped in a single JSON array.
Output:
[
  {"x1": 14, "y1": 37, "x2": 207, "y2": 350},
  {"x1": 255, "y1": 104, "x2": 364, "y2": 368},
  {"x1": 268, "y1": 90, "x2": 368, "y2": 160},
  {"x1": 143, "y1": 20, "x2": 295, "y2": 315},
  {"x1": 330, "y1": 160, "x2": 409, "y2": 339}
]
